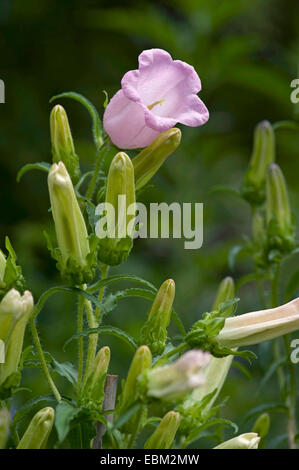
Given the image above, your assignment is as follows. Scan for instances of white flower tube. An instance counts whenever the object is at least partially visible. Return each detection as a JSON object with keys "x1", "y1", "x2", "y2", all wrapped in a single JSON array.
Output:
[
  {"x1": 214, "y1": 432, "x2": 260, "y2": 449},
  {"x1": 216, "y1": 298, "x2": 299, "y2": 348}
]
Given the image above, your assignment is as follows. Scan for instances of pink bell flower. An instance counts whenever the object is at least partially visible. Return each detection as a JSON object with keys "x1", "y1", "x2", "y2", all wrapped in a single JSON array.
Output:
[{"x1": 103, "y1": 48, "x2": 209, "y2": 149}]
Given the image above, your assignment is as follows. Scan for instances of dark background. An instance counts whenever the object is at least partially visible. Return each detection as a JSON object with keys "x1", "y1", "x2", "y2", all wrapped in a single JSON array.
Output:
[{"x1": 0, "y1": 0, "x2": 299, "y2": 448}]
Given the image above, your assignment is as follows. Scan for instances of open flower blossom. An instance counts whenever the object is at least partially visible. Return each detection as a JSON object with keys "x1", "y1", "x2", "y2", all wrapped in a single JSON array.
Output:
[
  {"x1": 103, "y1": 48, "x2": 209, "y2": 149},
  {"x1": 216, "y1": 297, "x2": 299, "y2": 348},
  {"x1": 146, "y1": 349, "x2": 211, "y2": 401}
]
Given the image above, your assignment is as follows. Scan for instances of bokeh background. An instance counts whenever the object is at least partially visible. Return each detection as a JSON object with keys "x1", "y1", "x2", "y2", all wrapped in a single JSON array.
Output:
[{"x1": 0, "y1": 0, "x2": 299, "y2": 448}]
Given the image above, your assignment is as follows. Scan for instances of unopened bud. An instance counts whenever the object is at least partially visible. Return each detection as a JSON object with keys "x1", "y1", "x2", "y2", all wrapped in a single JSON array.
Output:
[
  {"x1": 252, "y1": 413, "x2": 270, "y2": 440},
  {"x1": 0, "y1": 250, "x2": 6, "y2": 284},
  {"x1": 132, "y1": 128, "x2": 181, "y2": 191},
  {"x1": 242, "y1": 121, "x2": 275, "y2": 205},
  {"x1": 144, "y1": 410, "x2": 180, "y2": 449},
  {"x1": 0, "y1": 289, "x2": 34, "y2": 386},
  {"x1": 266, "y1": 163, "x2": 292, "y2": 232},
  {"x1": 48, "y1": 162, "x2": 92, "y2": 283},
  {"x1": 0, "y1": 408, "x2": 10, "y2": 449},
  {"x1": 144, "y1": 350, "x2": 210, "y2": 401},
  {"x1": 82, "y1": 346, "x2": 110, "y2": 407},
  {"x1": 214, "y1": 432, "x2": 260, "y2": 449},
  {"x1": 50, "y1": 105, "x2": 80, "y2": 183},
  {"x1": 140, "y1": 279, "x2": 175, "y2": 355},
  {"x1": 212, "y1": 277, "x2": 235, "y2": 315},
  {"x1": 96, "y1": 152, "x2": 136, "y2": 266},
  {"x1": 17, "y1": 407, "x2": 55, "y2": 449}
]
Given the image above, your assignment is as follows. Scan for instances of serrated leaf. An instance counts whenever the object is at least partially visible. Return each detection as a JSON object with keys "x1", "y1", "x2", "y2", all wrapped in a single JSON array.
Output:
[
  {"x1": 64, "y1": 325, "x2": 138, "y2": 352},
  {"x1": 55, "y1": 401, "x2": 78, "y2": 443},
  {"x1": 16, "y1": 162, "x2": 51, "y2": 182},
  {"x1": 87, "y1": 274, "x2": 157, "y2": 294}
]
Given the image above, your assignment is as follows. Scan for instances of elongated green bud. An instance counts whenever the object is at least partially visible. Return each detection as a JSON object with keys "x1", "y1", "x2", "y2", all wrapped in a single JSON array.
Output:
[
  {"x1": 265, "y1": 163, "x2": 295, "y2": 253},
  {"x1": 96, "y1": 152, "x2": 136, "y2": 266},
  {"x1": 212, "y1": 277, "x2": 235, "y2": 314},
  {"x1": 117, "y1": 346, "x2": 152, "y2": 434},
  {"x1": 252, "y1": 413, "x2": 270, "y2": 441},
  {"x1": 17, "y1": 407, "x2": 55, "y2": 449},
  {"x1": 214, "y1": 432, "x2": 260, "y2": 449},
  {"x1": 0, "y1": 408, "x2": 10, "y2": 449},
  {"x1": 82, "y1": 346, "x2": 110, "y2": 408},
  {"x1": 50, "y1": 105, "x2": 80, "y2": 183},
  {"x1": 132, "y1": 128, "x2": 181, "y2": 190},
  {"x1": 144, "y1": 411, "x2": 180, "y2": 449},
  {"x1": 0, "y1": 250, "x2": 6, "y2": 284},
  {"x1": 140, "y1": 279, "x2": 175, "y2": 355},
  {"x1": 0, "y1": 290, "x2": 33, "y2": 387},
  {"x1": 242, "y1": 121, "x2": 275, "y2": 205},
  {"x1": 48, "y1": 162, "x2": 92, "y2": 283}
]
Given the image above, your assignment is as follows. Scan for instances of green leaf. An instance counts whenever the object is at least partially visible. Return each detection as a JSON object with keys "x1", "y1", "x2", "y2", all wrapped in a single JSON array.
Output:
[
  {"x1": 209, "y1": 185, "x2": 242, "y2": 199},
  {"x1": 16, "y1": 162, "x2": 51, "y2": 182},
  {"x1": 284, "y1": 269, "x2": 299, "y2": 301},
  {"x1": 52, "y1": 359, "x2": 78, "y2": 386},
  {"x1": 231, "y1": 361, "x2": 252, "y2": 379},
  {"x1": 113, "y1": 401, "x2": 141, "y2": 430},
  {"x1": 64, "y1": 325, "x2": 138, "y2": 352},
  {"x1": 50, "y1": 92, "x2": 103, "y2": 150},
  {"x1": 256, "y1": 357, "x2": 287, "y2": 395},
  {"x1": 55, "y1": 401, "x2": 78, "y2": 443},
  {"x1": 182, "y1": 418, "x2": 238, "y2": 449},
  {"x1": 243, "y1": 403, "x2": 288, "y2": 424},
  {"x1": 12, "y1": 395, "x2": 56, "y2": 430},
  {"x1": 87, "y1": 274, "x2": 157, "y2": 294},
  {"x1": 236, "y1": 271, "x2": 271, "y2": 290}
]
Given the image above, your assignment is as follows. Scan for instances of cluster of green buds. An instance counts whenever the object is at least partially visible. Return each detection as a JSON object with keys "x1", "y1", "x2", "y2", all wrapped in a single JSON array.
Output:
[
  {"x1": 81, "y1": 346, "x2": 110, "y2": 411},
  {"x1": 96, "y1": 152, "x2": 136, "y2": 266},
  {"x1": 241, "y1": 120, "x2": 275, "y2": 205},
  {"x1": 0, "y1": 408, "x2": 10, "y2": 449},
  {"x1": 132, "y1": 128, "x2": 181, "y2": 191},
  {"x1": 17, "y1": 407, "x2": 55, "y2": 449},
  {"x1": 50, "y1": 105, "x2": 80, "y2": 183},
  {"x1": 140, "y1": 279, "x2": 175, "y2": 355},
  {"x1": 47, "y1": 161, "x2": 96, "y2": 284},
  {"x1": 144, "y1": 411, "x2": 180, "y2": 449},
  {"x1": 141, "y1": 350, "x2": 211, "y2": 402},
  {"x1": 0, "y1": 289, "x2": 33, "y2": 396},
  {"x1": 265, "y1": 163, "x2": 296, "y2": 257}
]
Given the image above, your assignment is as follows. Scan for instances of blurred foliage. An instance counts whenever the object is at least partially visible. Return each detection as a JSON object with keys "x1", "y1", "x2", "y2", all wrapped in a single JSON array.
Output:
[{"x1": 0, "y1": 0, "x2": 299, "y2": 448}]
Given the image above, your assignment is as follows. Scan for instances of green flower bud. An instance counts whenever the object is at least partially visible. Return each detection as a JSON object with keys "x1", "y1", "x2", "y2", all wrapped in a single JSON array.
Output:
[
  {"x1": 117, "y1": 345, "x2": 152, "y2": 434},
  {"x1": 242, "y1": 120, "x2": 275, "y2": 205},
  {"x1": 214, "y1": 432, "x2": 260, "y2": 449},
  {"x1": 48, "y1": 162, "x2": 93, "y2": 284},
  {"x1": 0, "y1": 289, "x2": 33, "y2": 387},
  {"x1": 50, "y1": 105, "x2": 80, "y2": 183},
  {"x1": 252, "y1": 413, "x2": 270, "y2": 441},
  {"x1": 132, "y1": 128, "x2": 181, "y2": 191},
  {"x1": 17, "y1": 407, "x2": 55, "y2": 449},
  {"x1": 212, "y1": 276, "x2": 235, "y2": 315},
  {"x1": 0, "y1": 250, "x2": 6, "y2": 284},
  {"x1": 140, "y1": 279, "x2": 175, "y2": 355},
  {"x1": 82, "y1": 346, "x2": 110, "y2": 408},
  {"x1": 265, "y1": 163, "x2": 295, "y2": 254},
  {"x1": 144, "y1": 411, "x2": 180, "y2": 449},
  {"x1": 96, "y1": 152, "x2": 136, "y2": 266},
  {"x1": 252, "y1": 211, "x2": 266, "y2": 244},
  {"x1": 0, "y1": 408, "x2": 10, "y2": 449},
  {"x1": 143, "y1": 350, "x2": 210, "y2": 402}
]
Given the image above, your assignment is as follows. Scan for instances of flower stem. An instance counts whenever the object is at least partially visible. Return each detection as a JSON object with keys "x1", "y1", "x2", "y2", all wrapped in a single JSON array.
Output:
[
  {"x1": 77, "y1": 294, "x2": 84, "y2": 391},
  {"x1": 82, "y1": 297, "x2": 97, "y2": 387},
  {"x1": 95, "y1": 264, "x2": 109, "y2": 324},
  {"x1": 85, "y1": 143, "x2": 107, "y2": 200},
  {"x1": 283, "y1": 334, "x2": 297, "y2": 449},
  {"x1": 30, "y1": 318, "x2": 61, "y2": 402}
]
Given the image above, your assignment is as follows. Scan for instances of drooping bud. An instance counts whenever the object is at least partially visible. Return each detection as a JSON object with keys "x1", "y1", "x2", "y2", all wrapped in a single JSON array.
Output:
[
  {"x1": 242, "y1": 121, "x2": 275, "y2": 205},
  {"x1": 140, "y1": 279, "x2": 175, "y2": 355},
  {"x1": 0, "y1": 408, "x2": 10, "y2": 449},
  {"x1": 216, "y1": 297, "x2": 299, "y2": 348},
  {"x1": 132, "y1": 128, "x2": 181, "y2": 191},
  {"x1": 265, "y1": 163, "x2": 295, "y2": 253},
  {"x1": 50, "y1": 105, "x2": 80, "y2": 183},
  {"x1": 212, "y1": 277, "x2": 235, "y2": 315},
  {"x1": 144, "y1": 411, "x2": 180, "y2": 449},
  {"x1": 17, "y1": 407, "x2": 55, "y2": 449},
  {"x1": 0, "y1": 289, "x2": 34, "y2": 388},
  {"x1": 48, "y1": 162, "x2": 93, "y2": 284},
  {"x1": 82, "y1": 346, "x2": 110, "y2": 408},
  {"x1": 96, "y1": 152, "x2": 136, "y2": 266},
  {"x1": 214, "y1": 432, "x2": 260, "y2": 449},
  {"x1": 143, "y1": 350, "x2": 210, "y2": 401},
  {"x1": 116, "y1": 345, "x2": 152, "y2": 434}
]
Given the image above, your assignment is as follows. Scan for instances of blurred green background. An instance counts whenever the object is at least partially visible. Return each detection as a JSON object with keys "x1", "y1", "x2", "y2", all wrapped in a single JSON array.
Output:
[{"x1": 0, "y1": 0, "x2": 299, "y2": 448}]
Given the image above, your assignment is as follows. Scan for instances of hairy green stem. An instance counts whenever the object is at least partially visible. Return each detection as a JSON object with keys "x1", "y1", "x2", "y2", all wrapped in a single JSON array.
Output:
[
  {"x1": 77, "y1": 294, "x2": 85, "y2": 391},
  {"x1": 30, "y1": 318, "x2": 61, "y2": 402},
  {"x1": 95, "y1": 264, "x2": 109, "y2": 324},
  {"x1": 85, "y1": 145, "x2": 106, "y2": 200}
]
